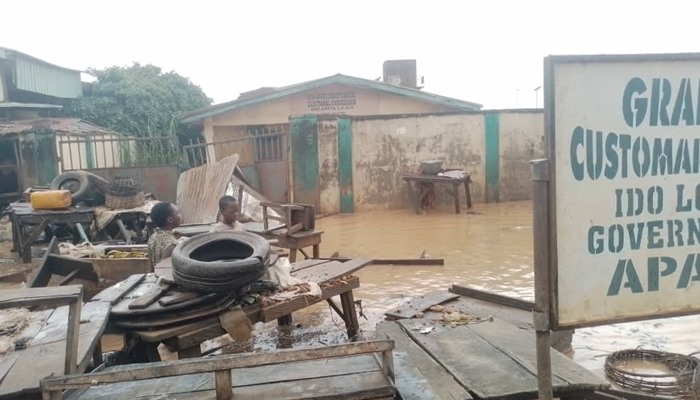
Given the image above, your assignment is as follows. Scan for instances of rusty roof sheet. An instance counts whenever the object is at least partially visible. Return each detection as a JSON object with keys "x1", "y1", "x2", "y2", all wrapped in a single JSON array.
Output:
[
  {"x1": 176, "y1": 154, "x2": 240, "y2": 224},
  {"x1": 0, "y1": 118, "x2": 119, "y2": 137}
]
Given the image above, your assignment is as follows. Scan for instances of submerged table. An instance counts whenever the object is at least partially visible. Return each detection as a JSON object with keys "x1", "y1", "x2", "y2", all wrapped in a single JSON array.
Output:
[
  {"x1": 93, "y1": 258, "x2": 371, "y2": 360},
  {"x1": 7, "y1": 202, "x2": 95, "y2": 263},
  {"x1": 401, "y1": 172, "x2": 472, "y2": 214}
]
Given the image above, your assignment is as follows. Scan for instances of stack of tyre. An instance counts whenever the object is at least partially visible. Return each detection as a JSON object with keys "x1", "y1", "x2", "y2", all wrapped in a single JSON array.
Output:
[
  {"x1": 172, "y1": 231, "x2": 271, "y2": 293},
  {"x1": 50, "y1": 170, "x2": 108, "y2": 206}
]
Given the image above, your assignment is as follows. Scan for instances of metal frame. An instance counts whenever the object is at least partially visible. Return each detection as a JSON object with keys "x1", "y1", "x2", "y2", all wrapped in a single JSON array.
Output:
[{"x1": 542, "y1": 52, "x2": 700, "y2": 332}]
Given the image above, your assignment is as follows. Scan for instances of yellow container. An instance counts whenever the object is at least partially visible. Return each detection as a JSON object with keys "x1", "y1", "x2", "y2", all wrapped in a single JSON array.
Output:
[{"x1": 30, "y1": 190, "x2": 72, "y2": 210}]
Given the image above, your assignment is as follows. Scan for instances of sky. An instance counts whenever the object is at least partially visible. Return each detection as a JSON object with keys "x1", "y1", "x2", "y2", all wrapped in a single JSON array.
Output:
[{"x1": 1, "y1": 0, "x2": 697, "y2": 109}]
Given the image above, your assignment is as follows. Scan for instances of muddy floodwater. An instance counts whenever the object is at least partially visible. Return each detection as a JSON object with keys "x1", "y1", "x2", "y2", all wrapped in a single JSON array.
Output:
[
  {"x1": 279, "y1": 200, "x2": 700, "y2": 378},
  {"x1": 5, "y1": 202, "x2": 699, "y2": 379}
]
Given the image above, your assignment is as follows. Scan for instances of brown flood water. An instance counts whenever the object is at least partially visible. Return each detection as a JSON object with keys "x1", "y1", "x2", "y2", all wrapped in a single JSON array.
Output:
[{"x1": 306, "y1": 201, "x2": 700, "y2": 377}]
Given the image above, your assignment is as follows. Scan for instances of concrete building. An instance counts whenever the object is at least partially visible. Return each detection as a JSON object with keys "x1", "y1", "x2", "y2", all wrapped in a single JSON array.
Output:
[{"x1": 179, "y1": 65, "x2": 544, "y2": 214}]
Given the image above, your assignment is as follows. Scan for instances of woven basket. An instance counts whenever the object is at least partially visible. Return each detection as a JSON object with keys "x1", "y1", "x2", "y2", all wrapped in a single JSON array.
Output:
[
  {"x1": 107, "y1": 176, "x2": 142, "y2": 197},
  {"x1": 106, "y1": 192, "x2": 145, "y2": 209}
]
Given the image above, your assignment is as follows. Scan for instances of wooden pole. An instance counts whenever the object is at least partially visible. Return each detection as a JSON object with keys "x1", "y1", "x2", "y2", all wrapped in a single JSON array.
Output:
[{"x1": 531, "y1": 159, "x2": 553, "y2": 400}]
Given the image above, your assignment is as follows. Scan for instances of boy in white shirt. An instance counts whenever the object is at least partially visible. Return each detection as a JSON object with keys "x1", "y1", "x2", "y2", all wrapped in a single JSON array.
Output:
[{"x1": 210, "y1": 195, "x2": 245, "y2": 232}]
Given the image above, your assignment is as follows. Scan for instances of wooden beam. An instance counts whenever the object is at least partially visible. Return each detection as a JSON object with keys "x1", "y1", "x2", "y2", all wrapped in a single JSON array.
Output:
[
  {"x1": 0, "y1": 286, "x2": 82, "y2": 309},
  {"x1": 315, "y1": 258, "x2": 445, "y2": 266},
  {"x1": 41, "y1": 340, "x2": 395, "y2": 391},
  {"x1": 450, "y1": 284, "x2": 534, "y2": 312},
  {"x1": 214, "y1": 370, "x2": 232, "y2": 400}
]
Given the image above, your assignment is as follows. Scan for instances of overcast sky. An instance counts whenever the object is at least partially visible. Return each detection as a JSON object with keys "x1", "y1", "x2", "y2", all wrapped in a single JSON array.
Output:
[{"x1": 1, "y1": 1, "x2": 696, "y2": 109}]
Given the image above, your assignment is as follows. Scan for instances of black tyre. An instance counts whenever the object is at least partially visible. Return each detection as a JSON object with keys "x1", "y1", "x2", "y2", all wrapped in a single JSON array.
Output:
[
  {"x1": 50, "y1": 171, "x2": 91, "y2": 200},
  {"x1": 171, "y1": 231, "x2": 270, "y2": 292},
  {"x1": 50, "y1": 171, "x2": 108, "y2": 202}
]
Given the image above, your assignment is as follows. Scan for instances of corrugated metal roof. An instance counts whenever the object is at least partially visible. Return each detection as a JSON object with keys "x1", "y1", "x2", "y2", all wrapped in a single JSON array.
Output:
[
  {"x1": 0, "y1": 46, "x2": 83, "y2": 99},
  {"x1": 0, "y1": 118, "x2": 119, "y2": 137},
  {"x1": 179, "y1": 73, "x2": 483, "y2": 124},
  {"x1": 0, "y1": 102, "x2": 62, "y2": 109},
  {"x1": 14, "y1": 57, "x2": 82, "y2": 98},
  {"x1": 176, "y1": 154, "x2": 240, "y2": 224}
]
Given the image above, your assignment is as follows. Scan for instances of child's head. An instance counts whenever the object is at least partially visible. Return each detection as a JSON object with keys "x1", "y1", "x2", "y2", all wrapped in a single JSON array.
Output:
[
  {"x1": 218, "y1": 196, "x2": 240, "y2": 225},
  {"x1": 151, "y1": 202, "x2": 182, "y2": 229}
]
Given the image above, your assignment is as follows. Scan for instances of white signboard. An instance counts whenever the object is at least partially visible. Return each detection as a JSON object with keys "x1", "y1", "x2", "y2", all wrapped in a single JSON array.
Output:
[{"x1": 547, "y1": 54, "x2": 700, "y2": 329}]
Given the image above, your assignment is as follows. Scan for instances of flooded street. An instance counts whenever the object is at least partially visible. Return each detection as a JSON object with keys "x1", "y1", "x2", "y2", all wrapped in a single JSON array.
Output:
[
  {"x1": 309, "y1": 201, "x2": 700, "y2": 377},
  {"x1": 3, "y1": 202, "x2": 700, "y2": 379}
]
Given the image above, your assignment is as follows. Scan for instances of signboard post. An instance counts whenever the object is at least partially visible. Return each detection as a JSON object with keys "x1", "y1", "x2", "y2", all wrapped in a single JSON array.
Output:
[{"x1": 535, "y1": 53, "x2": 700, "y2": 398}]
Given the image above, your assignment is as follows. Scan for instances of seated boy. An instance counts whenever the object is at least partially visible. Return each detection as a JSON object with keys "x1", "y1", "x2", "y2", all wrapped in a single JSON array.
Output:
[
  {"x1": 210, "y1": 195, "x2": 245, "y2": 232},
  {"x1": 148, "y1": 201, "x2": 183, "y2": 269}
]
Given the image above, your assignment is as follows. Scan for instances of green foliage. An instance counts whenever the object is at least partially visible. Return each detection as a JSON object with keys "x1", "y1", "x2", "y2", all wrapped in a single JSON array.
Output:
[{"x1": 68, "y1": 63, "x2": 211, "y2": 141}]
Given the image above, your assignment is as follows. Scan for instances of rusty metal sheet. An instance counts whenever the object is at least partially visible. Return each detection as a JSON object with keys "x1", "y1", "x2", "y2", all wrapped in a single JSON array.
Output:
[
  {"x1": 0, "y1": 118, "x2": 118, "y2": 137},
  {"x1": 176, "y1": 154, "x2": 239, "y2": 224},
  {"x1": 88, "y1": 166, "x2": 179, "y2": 203}
]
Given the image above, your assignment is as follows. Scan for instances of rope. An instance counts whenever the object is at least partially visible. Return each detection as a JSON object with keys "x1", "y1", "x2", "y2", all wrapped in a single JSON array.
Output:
[{"x1": 604, "y1": 349, "x2": 700, "y2": 399}]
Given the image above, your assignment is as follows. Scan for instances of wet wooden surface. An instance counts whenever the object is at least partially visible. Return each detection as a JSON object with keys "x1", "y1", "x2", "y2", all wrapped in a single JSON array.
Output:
[
  {"x1": 0, "y1": 301, "x2": 110, "y2": 398},
  {"x1": 375, "y1": 322, "x2": 472, "y2": 400},
  {"x1": 384, "y1": 291, "x2": 460, "y2": 320},
  {"x1": 49, "y1": 342, "x2": 395, "y2": 400},
  {"x1": 394, "y1": 318, "x2": 607, "y2": 400}
]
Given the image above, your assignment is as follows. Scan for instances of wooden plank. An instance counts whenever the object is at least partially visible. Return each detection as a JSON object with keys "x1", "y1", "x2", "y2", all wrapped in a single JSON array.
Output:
[
  {"x1": 289, "y1": 259, "x2": 330, "y2": 273},
  {"x1": 215, "y1": 369, "x2": 232, "y2": 400},
  {"x1": 158, "y1": 291, "x2": 199, "y2": 306},
  {"x1": 372, "y1": 258, "x2": 444, "y2": 266},
  {"x1": 173, "y1": 322, "x2": 227, "y2": 350},
  {"x1": 0, "y1": 285, "x2": 82, "y2": 309},
  {"x1": 293, "y1": 258, "x2": 372, "y2": 284},
  {"x1": 261, "y1": 276, "x2": 359, "y2": 322},
  {"x1": 376, "y1": 322, "x2": 472, "y2": 400},
  {"x1": 78, "y1": 354, "x2": 382, "y2": 392},
  {"x1": 64, "y1": 370, "x2": 394, "y2": 400},
  {"x1": 398, "y1": 319, "x2": 538, "y2": 400},
  {"x1": 450, "y1": 284, "x2": 534, "y2": 312},
  {"x1": 43, "y1": 340, "x2": 394, "y2": 390},
  {"x1": 65, "y1": 300, "x2": 82, "y2": 374},
  {"x1": 136, "y1": 316, "x2": 222, "y2": 343},
  {"x1": 45, "y1": 254, "x2": 98, "y2": 281},
  {"x1": 385, "y1": 291, "x2": 459, "y2": 320},
  {"x1": 0, "y1": 302, "x2": 110, "y2": 397},
  {"x1": 28, "y1": 236, "x2": 58, "y2": 287},
  {"x1": 467, "y1": 319, "x2": 606, "y2": 392},
  {"x1": 128, "y1": 281, "x2": 172, "y2": 310},
  {"x1": 91, "y1": 274, "x2": 146, "y2": 304}
]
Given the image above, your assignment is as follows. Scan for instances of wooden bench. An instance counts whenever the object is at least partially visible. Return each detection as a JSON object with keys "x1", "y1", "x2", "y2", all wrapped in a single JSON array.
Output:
[{"x1": 41, "y1": 340, "x2": 396, "y2": 400}]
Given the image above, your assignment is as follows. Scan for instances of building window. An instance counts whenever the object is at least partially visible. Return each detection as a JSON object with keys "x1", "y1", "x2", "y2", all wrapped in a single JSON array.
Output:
[{"x1": 247, "y1": 124, "x2": 286, "y2": 162}]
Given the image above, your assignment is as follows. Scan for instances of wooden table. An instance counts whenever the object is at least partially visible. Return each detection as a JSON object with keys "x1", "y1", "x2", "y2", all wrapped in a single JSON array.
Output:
[
  {"x1": 250, "y1": 229, "x2": 323, "y2": 262},
  {"x1": 94, "y1": 258, "x2": 371, "y2": 360},
  {"x1": 376, "y1": 319, "x2": 607, "y2": 400},
  {"x1": 0, "y1": 286, "x2": 110, "y2": 399},
  {"x1": 7, "y1": 202, "x2": 95, "y2": 263},
  {"x1": 401, "y1": 173, "x2": 472, "y2": 214}
]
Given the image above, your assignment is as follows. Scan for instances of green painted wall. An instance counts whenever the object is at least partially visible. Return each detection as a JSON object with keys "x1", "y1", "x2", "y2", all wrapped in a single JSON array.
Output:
[
  {"x1": 290, "y1": 116, "x2": 320, "y2": 206},
  {"x1": 484, "y1": 113, "x2": 500, "y2": 203},
  {"x1": 337, "y1": 118, "x2": 354, "y2": 213}
]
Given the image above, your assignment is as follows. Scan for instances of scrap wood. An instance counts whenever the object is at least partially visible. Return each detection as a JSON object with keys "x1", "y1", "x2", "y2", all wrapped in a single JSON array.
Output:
[
  {"x1": 385, "y1": 291, "x2": 459, "y2": 320},
  {"x1": 316, "y1": 257, "x2": 445, "y2": 266}
]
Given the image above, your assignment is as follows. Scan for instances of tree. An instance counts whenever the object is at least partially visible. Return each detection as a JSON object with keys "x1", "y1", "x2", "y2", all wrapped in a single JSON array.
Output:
[{"x1": 68, "y1": 63, "x2": 212, "y2": 141}]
